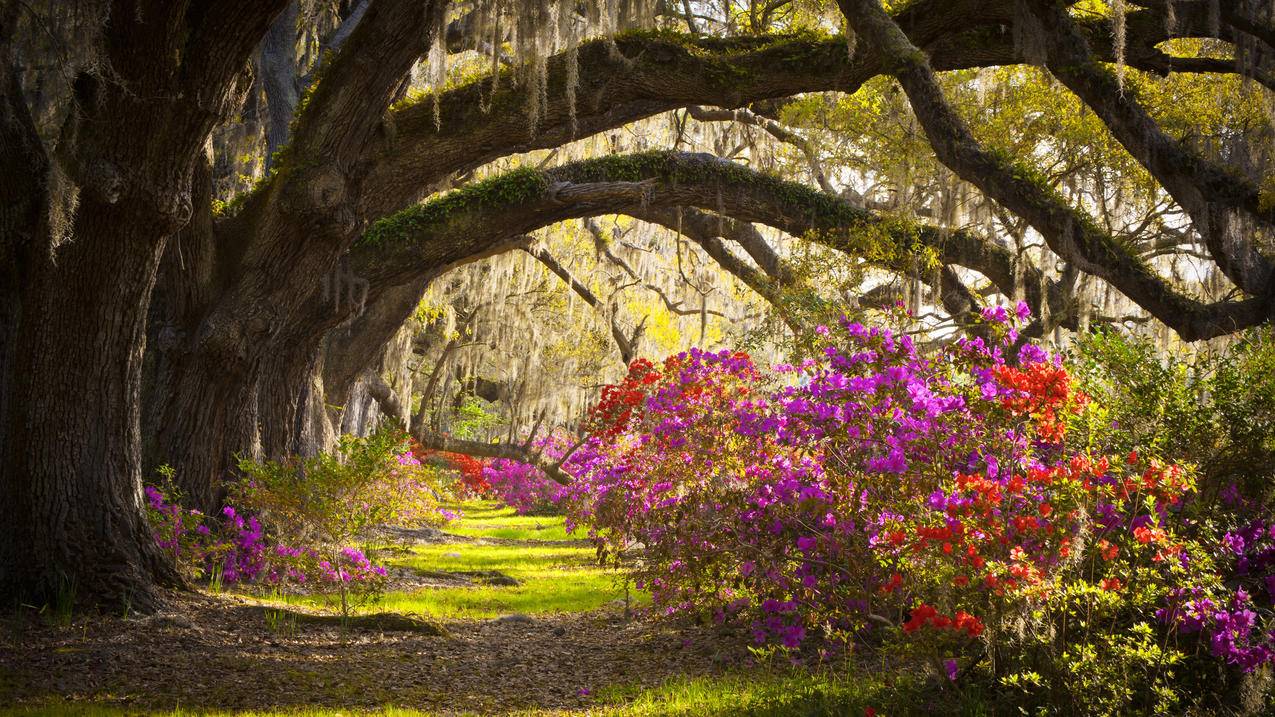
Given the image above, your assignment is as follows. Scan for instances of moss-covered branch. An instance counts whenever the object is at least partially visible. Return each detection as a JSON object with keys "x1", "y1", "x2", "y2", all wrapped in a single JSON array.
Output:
[
  {"x1": 838, "y1": 0, "x2": 1270, "y2": 341},
  {"x1": 351, "y1": 0, "x2": 1224, "y2": 224},
  {"x1": 350, "y1": 150, "x2": 1261, "y2": 339}
]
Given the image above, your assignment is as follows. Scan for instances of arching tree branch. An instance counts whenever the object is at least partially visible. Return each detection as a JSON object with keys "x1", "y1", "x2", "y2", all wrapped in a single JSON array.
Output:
[
  {"x1": 1028, "y1": 0, "x2": 1275, "y2": 297},
  {"x1": 349, "y1": 0, "x2": 1225, "y2": 225},
  {"x1": 837, "y1": 0, "x2": 1270, "y2": 340},
  {"x1": 351, "y1": 151, "x2": 1202, "y2": 334}
]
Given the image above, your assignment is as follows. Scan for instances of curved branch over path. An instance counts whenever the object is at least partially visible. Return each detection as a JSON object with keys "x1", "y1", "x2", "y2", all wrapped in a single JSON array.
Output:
[
  {"x1": 337, "y1": 0, "x2": 1231, "y2": 223},
  {"x1": 837, "y1": 0, "x2": 1270, "y2": 340},
  {"x1": 349, "y1": 150, "x2": 1254, "y2": 338}
]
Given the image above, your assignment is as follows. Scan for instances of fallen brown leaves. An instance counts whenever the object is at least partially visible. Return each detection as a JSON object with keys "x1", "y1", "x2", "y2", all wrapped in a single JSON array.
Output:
[{"x1": 0, "y1": 591, "x2": 750, "y2": 714}]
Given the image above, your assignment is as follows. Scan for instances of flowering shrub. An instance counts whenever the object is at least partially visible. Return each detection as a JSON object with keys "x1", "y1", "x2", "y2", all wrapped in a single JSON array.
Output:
[
  {"x1": 235, "y1": 428, "x2": 448, "y2": 539},
  {"x1": 482, "y1": 436, "x2": 574, "y2": 515},
  {"x1": 561, "y1": 307, "x2": 1275, "y2": 714},
  {"x1": 145, "y1": 484, "x2": 387, "y2": 591},
  {"x1": 478, "y1": 359, "x2": 671, "y2": 515},
  {"x1": 585, "y1": 357, "x2": 663, "y2": 438},
  {"x1": 146, "y1": 426, "x2": 451, "y2": 614},
  {"x1": 409, "y1": 439, "x2": 491, "y2": 496}
]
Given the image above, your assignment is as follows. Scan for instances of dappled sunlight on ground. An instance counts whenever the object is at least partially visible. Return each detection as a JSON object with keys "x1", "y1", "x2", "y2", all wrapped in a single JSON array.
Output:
[{"x1": 0, "y1": 502, "x2": 791, "y2": 716}]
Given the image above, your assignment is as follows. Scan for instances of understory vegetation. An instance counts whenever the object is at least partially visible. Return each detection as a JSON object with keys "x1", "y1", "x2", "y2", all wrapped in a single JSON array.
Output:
[{"x1": 56, "y1": 308, "x2": 1260, "y2": 715}]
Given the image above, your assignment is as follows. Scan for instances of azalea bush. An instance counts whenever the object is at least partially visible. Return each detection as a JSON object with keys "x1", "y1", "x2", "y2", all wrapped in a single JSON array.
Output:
[
  {"x1": 146, "y1": 425, "x2": 455, "y2": 614},
  {"x1": 483, "y1": 451, "x2": 570, "y2": 517},
  {"x1": 561, "y1": 307, "x2": 1275, "y2": 714},
  {"x1": 231, "y1": 427, "x2": 452, "y2": 613},
  {"x1": 409, "y1": 440, "x2": 492, "y2": 497}
]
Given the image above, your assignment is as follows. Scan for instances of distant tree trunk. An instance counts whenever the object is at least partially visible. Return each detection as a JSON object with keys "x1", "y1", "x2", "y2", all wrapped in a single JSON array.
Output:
[
  {"x1": 151, "y1": 359, "x2": 261, "y2": 513},
  {"x1": 260, "y1": 1, "x2": 300, "y2": 167},
  {"x1": 258, "y1": 340, "x2": 332, "y2": 459}
]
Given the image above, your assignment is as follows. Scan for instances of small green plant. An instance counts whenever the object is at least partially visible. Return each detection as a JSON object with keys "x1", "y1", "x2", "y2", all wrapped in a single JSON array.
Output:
[
  {"x1": 263, "y1": 601, "x2": 298, "y2": 637},
  {"x1": 45, "y1": 575, "x2": 75, "y2": 627},
  {"x1": 233, "y1": 425, "x2": 446, "y2": 617}
]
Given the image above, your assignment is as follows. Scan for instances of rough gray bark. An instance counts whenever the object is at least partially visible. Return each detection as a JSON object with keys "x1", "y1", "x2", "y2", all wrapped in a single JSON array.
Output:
[
  {"x1": 0, "y1": 0, "x2": 288, "y2": 608},
  {"x1": 149, "y1": 0, "x2": 445, "y2": 509}
]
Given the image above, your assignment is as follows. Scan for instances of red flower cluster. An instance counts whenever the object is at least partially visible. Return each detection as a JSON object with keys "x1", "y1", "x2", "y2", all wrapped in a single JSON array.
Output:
[
  {"x1": 992, "y1": 361, "x2": 1081, "y2": 441},
  {"x1": 903, "y1": 603, "x2": 985, "y2": 638},
  {"x1": 409, "y1": 440, "x2": 490, "y2": 496},
  {"x1": 586, "y1": 358, "x2": 661, "y2": 439}
]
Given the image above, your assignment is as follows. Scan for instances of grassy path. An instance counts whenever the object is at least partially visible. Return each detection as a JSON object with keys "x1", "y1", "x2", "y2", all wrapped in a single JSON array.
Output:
[
  {"x1": 0, "y1": 502, "x2": 907, "y2": 716},
  {"x1": 267, "y1": 501, "x2": 633, "y2": 620}
]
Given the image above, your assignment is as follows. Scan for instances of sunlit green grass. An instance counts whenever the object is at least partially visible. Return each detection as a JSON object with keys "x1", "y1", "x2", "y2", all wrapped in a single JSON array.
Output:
[
  {"x1": 372, "y1": 568, "x2": 626, "y2": 618},
  {"x1": 444, "y1": 522, "x2": 574, "y2": 541},
  {"x1": 247, "y1": 502, "x2": 635, "y2": 619},
  {"x1": 380, "y1": 541, "x2": 626, "y2": 617},
  {"x1": 439, "y1": 501, "x2": 577, "y2": 542}
]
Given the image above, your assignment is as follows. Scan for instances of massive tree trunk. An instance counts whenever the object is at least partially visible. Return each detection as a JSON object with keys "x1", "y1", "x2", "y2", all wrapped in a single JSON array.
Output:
[
  {"x1": 0, "y1": 0, "x2": 286, "y2": 608},
  {"x1": 143, "y1": 0, "x2": 442, "y2": 505},
  {"x1": 1, "y1": 200, "x2": 184, "y2": 608}
]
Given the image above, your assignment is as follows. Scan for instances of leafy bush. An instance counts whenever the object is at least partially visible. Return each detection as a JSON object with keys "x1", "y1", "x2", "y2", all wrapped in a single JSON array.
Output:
[
  {"x1": 146, "y1": 426, "x2": 454, "y2": 615},
  {"x1": 233, "y1": 428, "x2": 445, "y2": 546},
  {"x1": 1075, "y1": 327, "x2": 1275, "y2": 503},
  {"x1": 561, "y1": 308, "x2": 1275, "y2": 714}
]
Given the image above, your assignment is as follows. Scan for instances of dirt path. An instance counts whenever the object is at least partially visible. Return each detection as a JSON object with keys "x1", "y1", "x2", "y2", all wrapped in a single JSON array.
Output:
[
  {"x1": 0, "y1": 510, "x2": 752, "y2": 714},
  {"x1": 0, "y1": 593, "x2": 749, "y2": 714}
]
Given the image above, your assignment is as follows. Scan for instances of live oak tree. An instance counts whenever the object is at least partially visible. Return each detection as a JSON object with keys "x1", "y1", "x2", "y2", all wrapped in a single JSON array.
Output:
[{"x1": 2, "y1": 0, "x2": 1274, "y2": 608}]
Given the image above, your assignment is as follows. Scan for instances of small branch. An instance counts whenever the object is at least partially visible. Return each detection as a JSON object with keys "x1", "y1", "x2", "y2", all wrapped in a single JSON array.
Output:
[
  {"x1": 688, "y1": 105, "x2": 836, "y2": 194},
  {"x1": 524, "y1": 245, "x2": 640, "y2": 364}
]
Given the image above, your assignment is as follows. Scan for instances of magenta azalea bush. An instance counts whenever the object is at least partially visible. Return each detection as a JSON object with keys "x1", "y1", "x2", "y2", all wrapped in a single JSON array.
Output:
[
  {"x1": 146, "y1": 427, "x2": 453, "y2": 611},
  {"x1": 556, "y1": 309, "x2": 1274, "y2": 713},
  {"x1": 482, "y1": 436, "x2": 573, "y2": 514}
]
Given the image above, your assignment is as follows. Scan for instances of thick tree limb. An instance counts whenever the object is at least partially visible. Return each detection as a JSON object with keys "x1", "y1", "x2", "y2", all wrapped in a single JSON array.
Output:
[
  {"x1": 413, "y1": 431, "x2": 572, "y2": 485},
  {"x1": 837, "y1": 0, "x2": 1269, "y2": 340},
  {"x1": 1029, "y1": 0, "x2": 1275, "y2": 297},
  {"x1": 352, "y1": 0, "x2": 1225, "y2": 223},
  {"x1": 352, "y1": 152, "x2": 1089, "y2": 330}
]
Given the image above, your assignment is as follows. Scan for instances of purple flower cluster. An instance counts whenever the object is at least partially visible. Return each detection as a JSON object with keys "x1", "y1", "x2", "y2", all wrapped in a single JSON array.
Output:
[
  {"x1": 1156, "y1": 517, "x2": 1275, "y2": 672},
  {"x1": 219, "y1": 506, "x2": 266, "y2": 583},
  {"x1": 482, "y1": 437, "x2": 572, "y2": 515},
  {"x1": 144, "y1": 484, "x2": 389, "y2": 589}
]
